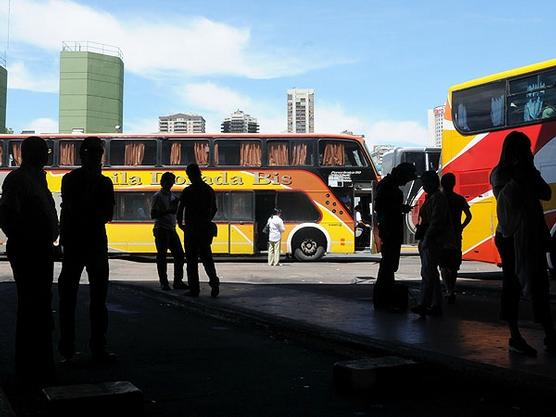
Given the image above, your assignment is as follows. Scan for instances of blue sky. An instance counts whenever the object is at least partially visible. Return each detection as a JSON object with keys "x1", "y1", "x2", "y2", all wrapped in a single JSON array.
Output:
[{"x1": 1, "y1": 0, "x2": 555, "y2": 146}]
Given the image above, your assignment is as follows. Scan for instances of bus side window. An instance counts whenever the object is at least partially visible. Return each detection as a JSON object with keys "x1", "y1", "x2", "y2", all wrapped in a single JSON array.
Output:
[
  {"x1": 110, "y1": 140, "x2": 157, "y2": 166},
  {"x1": 162, "y1": 140, "x2": 209, "y2": 166},
  {"x1": 276, "y1": 192, "x2": 320, "y2": 222},
  {"x1": 508, "y1": 69, "x2": 556, "y2": 125},
  {"x1": 113, "y1": 192, "x2": 154, "y2": 222},
  {"x1": 453, "y1": 81, "x2": 505, "y2": 133},
  {"x1": 227, "y1": 192, "x2": 254, "y2": 221},
  {"x1": 344, "y1": 143, "x2": 368, "y2": 167},
  {"x1": 58, "y1": 140, "x2": 83, "y2": 167},
  {"x1": 215, "y1": 141, "x2": 261, "y2": 167}
]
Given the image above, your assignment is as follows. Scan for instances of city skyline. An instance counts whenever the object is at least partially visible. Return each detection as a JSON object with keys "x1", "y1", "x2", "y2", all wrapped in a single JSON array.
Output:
[{"x1": 1, "y1": 0, "x2": 555, "y2": 147}]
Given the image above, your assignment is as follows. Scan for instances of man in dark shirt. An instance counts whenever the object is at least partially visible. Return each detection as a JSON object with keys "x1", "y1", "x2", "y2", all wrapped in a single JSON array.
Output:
[
  {"x1": 373, "y1": 162, "x2": 416, "y2": 309},
  {"x1": 440, "y1": 173, "x2": 472, "y2": 303},
  {"x1": 151, "y1": 172, "x2": 186, "y2": 290},
  {"x1": 177, "y1": 163, "x2": 220, "y2": 297},
  {"x1": 1, "y1": 136, "x2": 58, "y2": 385},
  {"x1": 58, "y1": 137, "x2": 115, "y2": 362}
]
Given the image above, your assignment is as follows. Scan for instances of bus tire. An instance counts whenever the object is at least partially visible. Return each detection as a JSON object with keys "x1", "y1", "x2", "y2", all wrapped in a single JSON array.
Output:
[{"x1": 292, "y1": 229, "x2": 326, "y2": 262}]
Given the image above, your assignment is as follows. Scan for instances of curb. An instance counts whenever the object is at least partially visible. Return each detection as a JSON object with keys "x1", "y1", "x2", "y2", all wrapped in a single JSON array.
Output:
[{"x1": 115, "y1": 282, "x2": 556, "y2": 396}]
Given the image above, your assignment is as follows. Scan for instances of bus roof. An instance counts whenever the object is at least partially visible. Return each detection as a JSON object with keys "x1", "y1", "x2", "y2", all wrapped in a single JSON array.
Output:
[
  {"x1": 449, "y1": 58, "x2": 556, "y2": 94},
  {"x1": 0, "y1": 132, "x2": 366, "y2": 143}
]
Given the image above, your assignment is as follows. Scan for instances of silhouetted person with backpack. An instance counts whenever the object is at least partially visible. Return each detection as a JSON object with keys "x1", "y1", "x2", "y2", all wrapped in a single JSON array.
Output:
[
  {"x1": 440, "y1": 173, "x2": 472, "y2": 304},
  {"x1": 1, "y1": 136, "x2": 58, "y2": 385},
  {"x1": 58, "y1": 137, "x2": 116, "y2": 362},
  {"x1": 373, "y1": 162, "x2": 416, "y2": 310},
  {"x1": 177, "y1": 163, "x2": 220, "y2": 297},
  {"x1": 491, "y1": 131, "x2": 556, "y2": 356},
  {"x1": 151, "y1": 172, "x2": 186, "y2": 290}
]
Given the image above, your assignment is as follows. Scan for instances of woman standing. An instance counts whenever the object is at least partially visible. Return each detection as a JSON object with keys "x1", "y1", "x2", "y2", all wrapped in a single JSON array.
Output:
[
  {"x1": 267, "y1": 208, "x2": 285, "y2": 266},
  {"x1": 491, "y1": 131, "x2": 556, "y2": 356}
]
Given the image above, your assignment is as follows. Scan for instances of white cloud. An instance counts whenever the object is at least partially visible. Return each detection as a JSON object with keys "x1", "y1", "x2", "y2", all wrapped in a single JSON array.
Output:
[
  {"x1": 365, "y1": 120, "x2": 429, "y2": 147},
  {"x1": 7, "y1": 61, "x2": 58, "y2": 93},
  {"x1": 182, "y1": 82, "x2": 252, "y2": 115},
  {"x1": 2, "y1": 0, "x2": 329, "y2": 79},
  {"x1": 24, "y1": 117, "x2": 58, "y2": 133}
]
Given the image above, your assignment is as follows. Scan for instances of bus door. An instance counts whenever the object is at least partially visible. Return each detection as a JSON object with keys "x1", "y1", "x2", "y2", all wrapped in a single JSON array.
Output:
[
  {"x1": 353, "y1": 182, "x2": 374, "y2": 251},
  {"x1": 254, "y1": 191, "x2": 277, "y2": 252},
  {"x1": 227, "y1": 191, "x2": 255, "y2": 255}
]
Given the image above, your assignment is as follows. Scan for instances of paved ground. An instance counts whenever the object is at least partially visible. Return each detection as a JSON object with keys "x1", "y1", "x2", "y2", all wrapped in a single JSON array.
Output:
[{"x1": 1, "y1": 283, "x2": 555, "y2": 417}]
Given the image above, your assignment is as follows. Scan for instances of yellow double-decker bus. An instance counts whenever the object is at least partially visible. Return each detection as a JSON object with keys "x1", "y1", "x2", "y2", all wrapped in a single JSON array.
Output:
[
  {"x1": 441, "y1": 58, "x2": 556, "y2": 272},
  {"x1": 0, "y1": 133, "x2": 378, "y2": 261}
]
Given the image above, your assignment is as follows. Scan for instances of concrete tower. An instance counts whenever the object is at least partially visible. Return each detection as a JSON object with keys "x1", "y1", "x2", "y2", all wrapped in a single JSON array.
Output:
[{"x1": 59, "y1": 42, "x2": 124, "y2": 133}]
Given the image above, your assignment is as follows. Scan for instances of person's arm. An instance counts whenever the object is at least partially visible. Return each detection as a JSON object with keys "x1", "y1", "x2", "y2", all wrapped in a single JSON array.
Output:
[
  {"x1": 177, "y1": 193, "x2": 185, "y2": 230},
  {"x1": 461, "y1": 201, "x2": 472, "y2": 230},
  {"x1": 209, "y1": 188, "x2": 217, "y2": 220},
  {"x1": 278, "y1": 218, "x2": 285, "y2": 233},
  {"x1": 101, "y1": 179, "x2": 115, "y2": 224},
  {"x1": 0, "y1": 174, "x2": 22, "y2": 238}
]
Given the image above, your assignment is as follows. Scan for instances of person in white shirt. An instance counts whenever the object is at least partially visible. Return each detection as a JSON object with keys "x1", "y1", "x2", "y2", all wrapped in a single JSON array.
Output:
[{"x1": 267, "y1": 208, "x2": 285, "y2": 266}]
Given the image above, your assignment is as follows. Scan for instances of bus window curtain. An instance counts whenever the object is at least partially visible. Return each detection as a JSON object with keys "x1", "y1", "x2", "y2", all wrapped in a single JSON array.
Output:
[
  {"x1": 291, "y1": 143, "x2": 308, "y2": 165},
  {"x1": 490, "y1": 96, "x2": 504, "y2": 127},
  {"x1": 323, "y1": 143, "x2": 344, "y2": 166},
  {"x1": 0, "y1": 146, "x2": 3, "y2": 167},
  {"x1": 60, "y1": 142, "x2": 76, "y2": 166},
  {"x1": 214, "y1": 143, "x2": 219, "y2": 165},
  {"x1": 240, "y1": 142, "x2": 261, "y2": 166},
  {"x1": 194, "y1": 142, "x2": 209, "y2": 165},
  {"x1": 268, "y1": 143, "x2": 289, "y2": 166},
  {"x1": 457, "y1": 103, "x2": 469, "y2": 131},
  {"x1": 11, "y1": 143, "x2": 22, "y2": 166},
  {"x1": 524, "y1": 81, "x2": 545, "y2": 121},
  {"x1": 170, "y1": 142, "x2": 182, "y2": 165},
  {"x1": 125, "y1": 142, "x2": 145, "y2": 166}
]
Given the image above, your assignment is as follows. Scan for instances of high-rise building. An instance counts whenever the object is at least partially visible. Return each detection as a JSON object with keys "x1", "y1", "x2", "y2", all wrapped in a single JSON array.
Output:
[
  {"x1": 159, "y1": 113, "x2": 206, "y2": 133},
  {"x1": 0, "y1": 55, "x2": 6, "y2": 134},
  {"x1": 221, "y1": 110, "x2": 259, "y2": 133},
  {"x1": 287, "y1": 88, "x2": 314, "y2": 133},
  {"x1": 59, "y1": 41, "x2": 124, "y2": 134},
  {"x1": 427, "y1": 105, "x2": 445, "y2": 148}
]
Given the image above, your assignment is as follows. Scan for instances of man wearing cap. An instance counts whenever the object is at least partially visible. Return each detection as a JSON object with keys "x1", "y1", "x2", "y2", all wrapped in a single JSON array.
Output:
[
  {"x1": 373, "y1": 162, "x2": 416, "y2": 309},
  {"x1": 58, "y1": 137, "x2": 116, "y2": 362}
]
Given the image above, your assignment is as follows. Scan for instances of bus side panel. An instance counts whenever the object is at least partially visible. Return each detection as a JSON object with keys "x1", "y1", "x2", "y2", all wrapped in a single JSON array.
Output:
[
  {"x1": 212, "y1": 223, "x2": 230, "y2": 254},
  {"x1": 229, "y1": 223, "x2": 254, "y2": 255},
  {"x1": 107, "y1": 223, "x2": 156, "y2": 253}
]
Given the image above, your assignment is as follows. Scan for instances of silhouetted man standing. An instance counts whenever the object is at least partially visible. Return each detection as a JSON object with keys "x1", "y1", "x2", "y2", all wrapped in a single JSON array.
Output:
[
  {"x1": 1, "y1": 136, "x2": 58, "y2": 385},
  {"x1": 373, "y1": 162, "x2": 416, "y2": 309},
  {"x1": 177, "y1": 163, "x2": 220, "y2": 297},
  {"x1": 58, "y1": 137, "x2": 115, "y2": 362},
  {"x1": 151, "y1": 172, "x2": 186, "y2": 290}
]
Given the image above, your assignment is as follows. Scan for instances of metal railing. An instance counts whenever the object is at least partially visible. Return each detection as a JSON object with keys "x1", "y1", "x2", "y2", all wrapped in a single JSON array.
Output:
[{"x1": 61, "y1": 41, "x2": 123, "y2": 59}]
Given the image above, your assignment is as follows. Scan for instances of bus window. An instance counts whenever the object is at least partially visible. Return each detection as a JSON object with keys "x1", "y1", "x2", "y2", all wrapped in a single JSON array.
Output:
[
  {"x1": 344, "y1": 143, "x2": 368, "y2": 167},
  {"x1": 227, "y1": 192, "x2": 254, "y2": 221},
  {"x1": 508, "y1": 69, "x2": 556, "y2": 125},
  {"x1": 277, "y1": 192, "x2": 320, "y2": 222},
  {"x1": 291, "y1": 141, "x2": 315, "y2": 166},
  {"x1": 402, "y1": 151, "x2": 426, "y2": 175},
  {"x1": 110, "y1": 140, "x2": 157, "y2": 166},
  {"x1": 427, "y1": 151, "x2": 440, "y2": 171},
  {"x1": 162, "y1": 140, "x2": 209, "y2": 166},
  {"x1": 320, "y1": 141, "x2": 345, "y2": 166},
  {"x1": 113, "y1": 192, "x2": 154, "y2": 222},
  {"x1": 215, "y1": 140, "x2": 261, "y2": 167},
  {"x1": 268, "y1": 141, "x2": 289, "y2": 166},
  {"x1": 8, "y1": 139, "x2": 53, "y2": 167},
  {"x1": 213, "y1": 193, "x2": 226, "y2": 221},
  {"x1": 453, "y1": 81, "x2": 506, "y2": 133},
  {"x1": 59, "y1": 140, "x2": 82, "y2": 166}
]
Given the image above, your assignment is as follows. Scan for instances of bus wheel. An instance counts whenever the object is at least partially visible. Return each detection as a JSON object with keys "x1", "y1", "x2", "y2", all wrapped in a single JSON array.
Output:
[{"x1": 292, "y1": 229, "x2": 326, "y2": 261}]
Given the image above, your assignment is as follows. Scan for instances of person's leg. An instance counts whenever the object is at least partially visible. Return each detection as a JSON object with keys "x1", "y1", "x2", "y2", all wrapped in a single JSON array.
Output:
[
  {"x1": 168, "y1": 229, "x2": 185, "y2": 287},
  {"x1": 495, "y1": 233, "x2": 522, "y2": 337},
  {"x1": 86, "y1": 250, "x2": 109, "y2": 356},
  {"x1": 274, "y1": 241, "x2": 281, "y2": 265},
  {"x1": 268, "y1": 241, "x2": 274, "y2": 266},
  {"x1": 184, "y1": 237, "x2": 200, "y2": 295},
  {"x1": 200, "y1": 242, "x2": 219, "y2": 288},
  {"x1": 58, "y1": 250, "x2": 85, "y2": 359},
  {"x1": 154, "y1": 228, "x2": 170, "y2": 289}
]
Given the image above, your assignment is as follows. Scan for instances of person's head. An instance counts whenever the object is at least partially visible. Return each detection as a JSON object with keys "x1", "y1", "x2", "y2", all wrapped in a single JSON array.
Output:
[
  {"x1": 186, "y1": 163, "x2": 202, "y2": 183},
  {"x1": 354, "y1": 204, "x2": 362, "y2": 212},
  {"x1": 273, "y1": 208, "x2": 282, "y2": 217},
  {"x1": 498, "y1": 131, "x2": 532, "y2": 170},
  {"x1": 21, "y1": 136, "x2": 49, "y2": 168},
  {"x1": 80, "y1": 137, "x2": 104, "y2": 170},
  {"x1": 421, "y1": 170, "x2": 440, "y2": 194},
  {"x1": 441, "y1": 172, "x2": 456, "y2": 193},
  {"x1": 160, "y1": 172, "x2": 176, "y2": 191},
  {"x1": 391, "y1": 162, "x2": 417, "y2": 186}
]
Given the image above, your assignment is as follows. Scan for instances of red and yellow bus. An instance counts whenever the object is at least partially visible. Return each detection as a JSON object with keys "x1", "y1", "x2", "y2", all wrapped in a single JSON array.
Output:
[
  {"x1": 0, "y1": 133, "x2": 378, "y2": 260},
  {"x1": 441, "y1": 58, "x2": 556, "y2": 271}
]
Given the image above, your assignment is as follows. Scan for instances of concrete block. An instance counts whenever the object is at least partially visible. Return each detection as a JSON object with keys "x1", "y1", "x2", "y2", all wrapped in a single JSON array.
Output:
[
  {"x1": 334, "y1": 356, "x2": 419, "y2": 392},
  {"x1": 42, "y1": 381, "x2": 143, "y2": 416}
]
